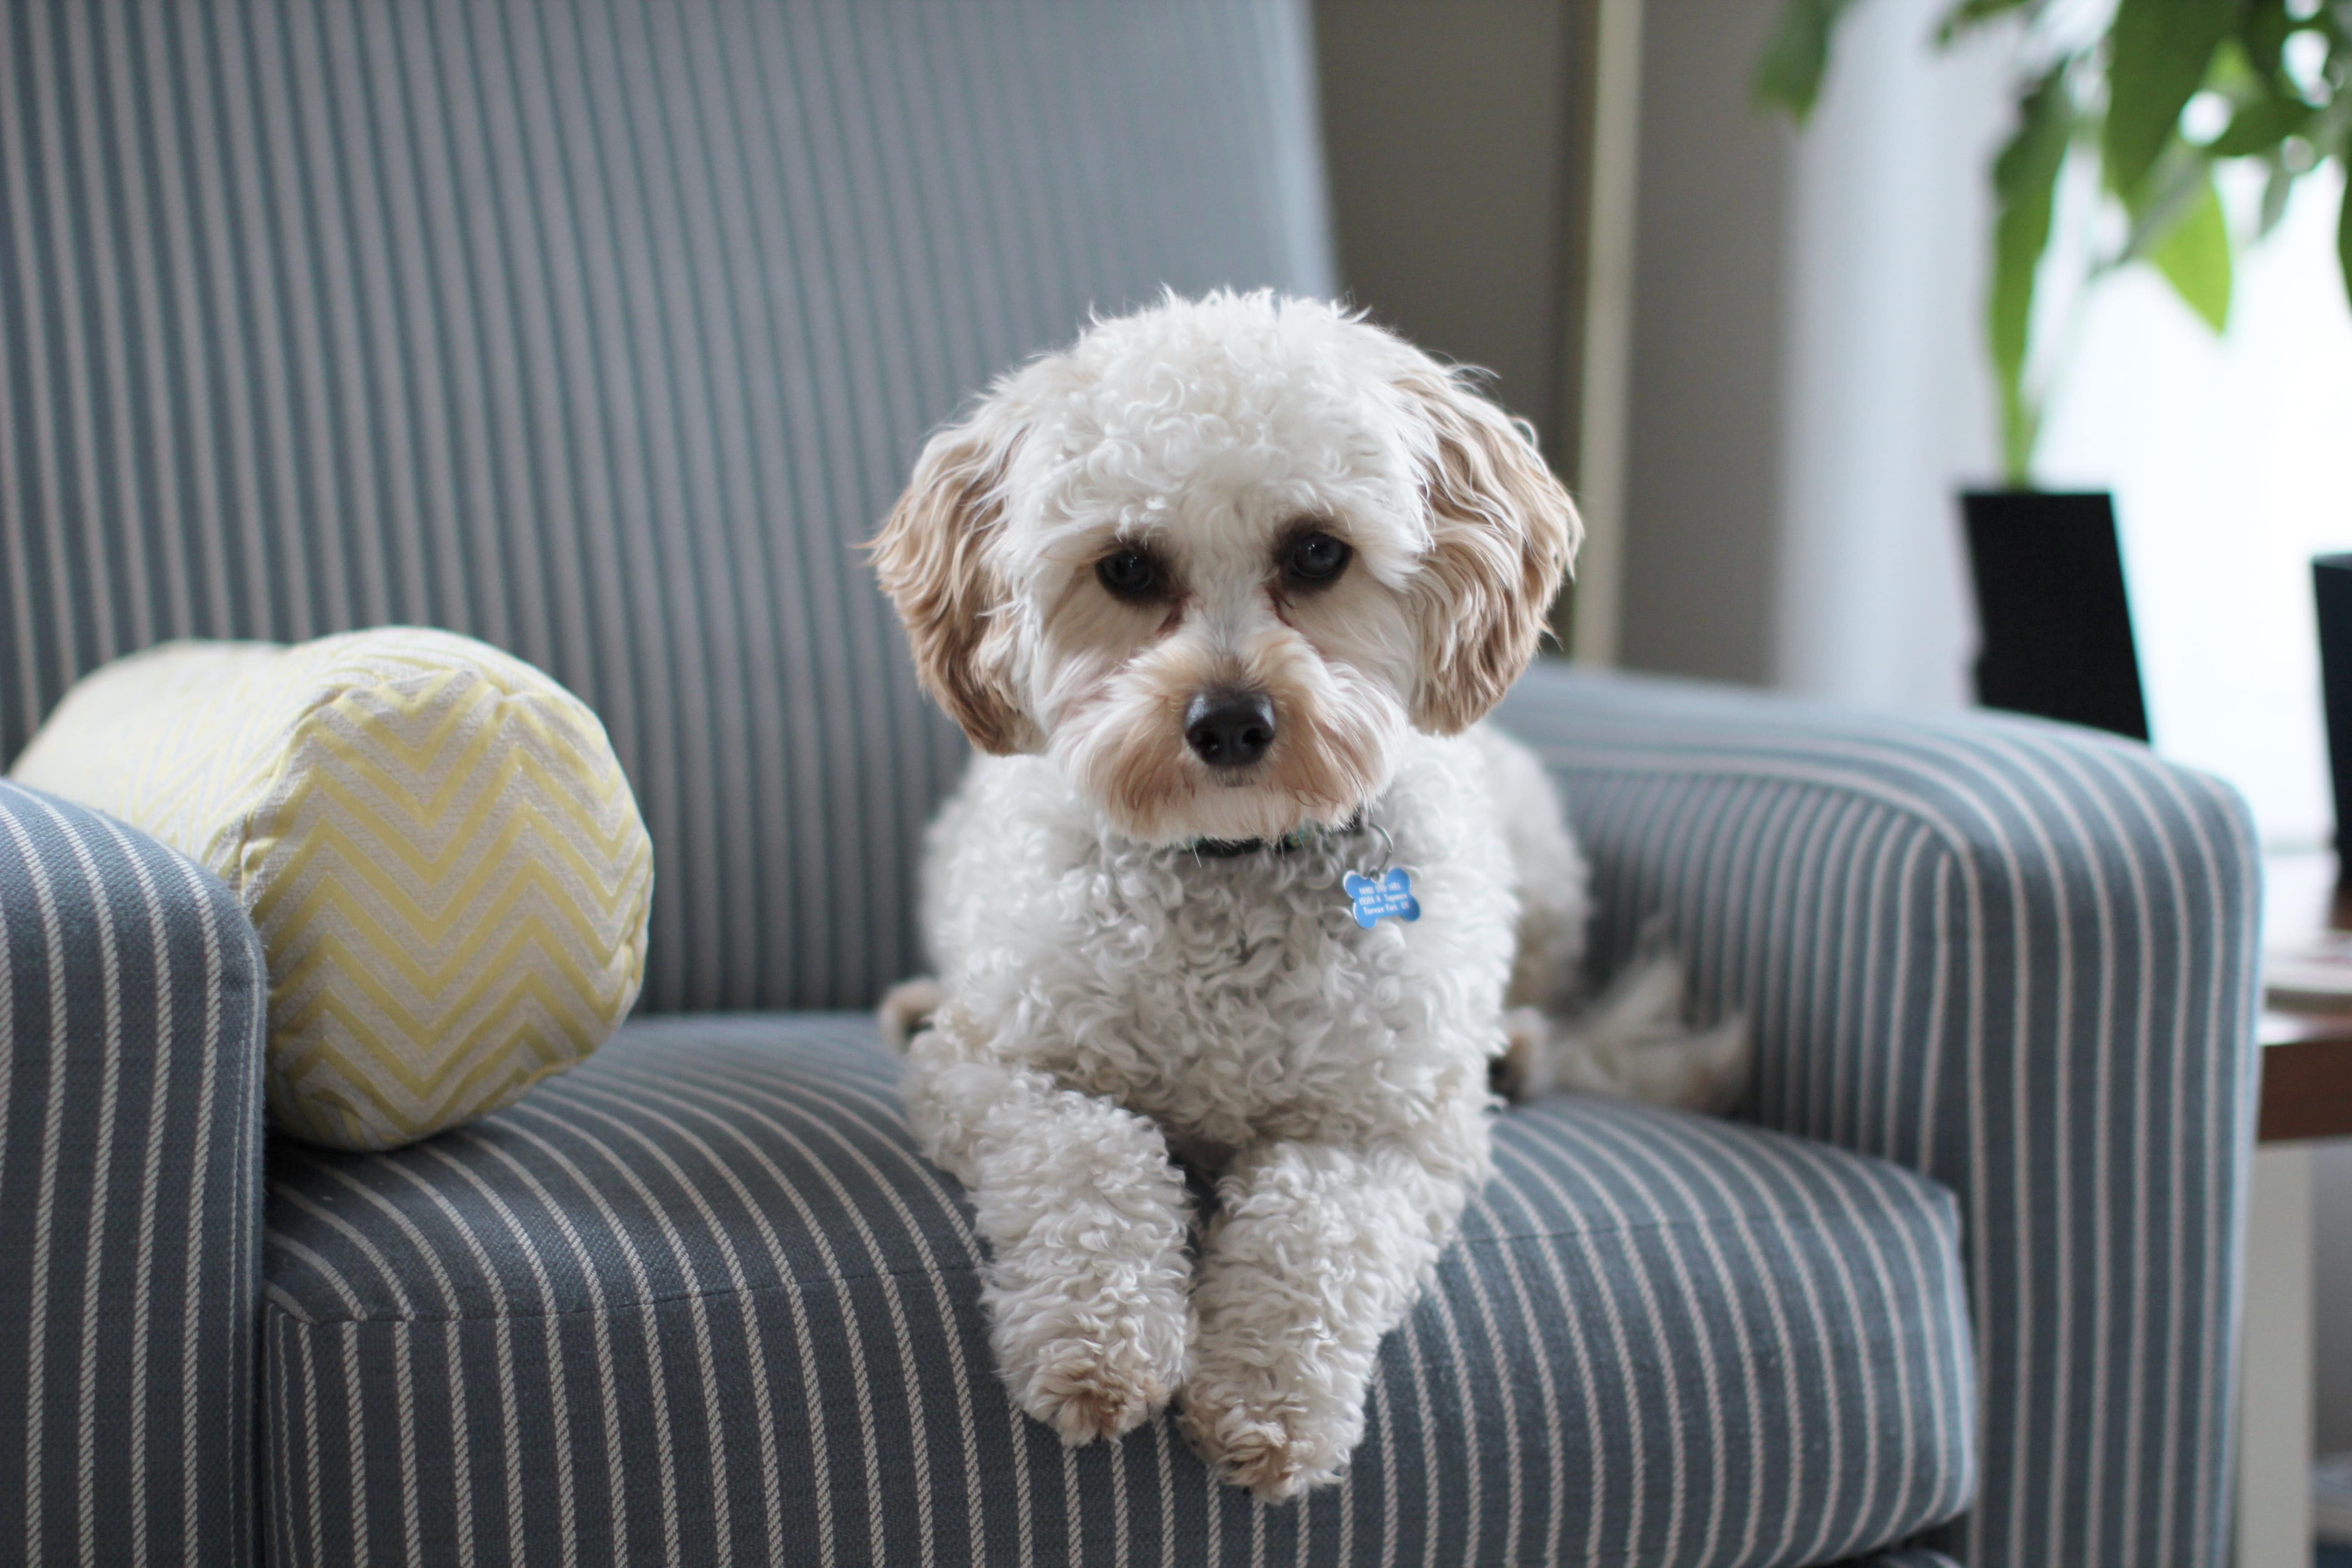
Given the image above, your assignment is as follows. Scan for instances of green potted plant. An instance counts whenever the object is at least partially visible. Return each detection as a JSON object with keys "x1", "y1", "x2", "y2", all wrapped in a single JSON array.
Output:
[{"x1": 1759, "y1": 0, "x2": 2351, "y2": 740}]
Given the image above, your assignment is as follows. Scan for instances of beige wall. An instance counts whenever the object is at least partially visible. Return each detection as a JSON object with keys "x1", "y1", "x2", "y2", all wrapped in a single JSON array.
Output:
[
  {"x1": 1613, "y1": 0, "x2": 1793, "y2": 685},
  {"x1": 1312, "y1": 0, "x2": 1583, "y2": 462},
  {"x1": 1314, "y1": 0, "x2": 1794, "y2": 682},
  {"x1": 1312, "y1": 0, "x2": 1635, "y2": 655}
]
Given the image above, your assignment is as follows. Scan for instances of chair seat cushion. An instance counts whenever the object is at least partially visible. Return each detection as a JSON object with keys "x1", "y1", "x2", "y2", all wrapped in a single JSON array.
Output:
[{"x1": 262, "y1": 1014, "x2": 1974, "y2": 1566}]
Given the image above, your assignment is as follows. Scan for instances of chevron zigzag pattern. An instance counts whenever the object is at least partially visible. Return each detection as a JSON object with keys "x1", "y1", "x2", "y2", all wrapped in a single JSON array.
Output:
[{"x1": 9, "y1": 628, "x2": 653, "y2": 1149}]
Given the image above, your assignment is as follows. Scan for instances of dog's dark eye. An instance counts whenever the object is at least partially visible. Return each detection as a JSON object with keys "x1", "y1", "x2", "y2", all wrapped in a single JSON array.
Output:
[
  {"x1": 1285, "y1": 531, "x2": 1352, "y2": 586},
  {"x1": 1096, "y1": 548, "x2": 1162, "y2": 601}
]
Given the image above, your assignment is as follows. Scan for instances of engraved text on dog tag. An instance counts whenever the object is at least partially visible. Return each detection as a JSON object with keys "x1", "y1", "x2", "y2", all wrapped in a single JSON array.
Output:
[{"x1": 1343, "y1": 868, "x2": 1420, "y2": 928}]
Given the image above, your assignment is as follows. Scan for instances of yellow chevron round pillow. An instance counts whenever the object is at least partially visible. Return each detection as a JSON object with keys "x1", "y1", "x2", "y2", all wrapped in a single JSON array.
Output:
[{"x1": 9, "y1": 628, "x2": 654, "y2": 1150}]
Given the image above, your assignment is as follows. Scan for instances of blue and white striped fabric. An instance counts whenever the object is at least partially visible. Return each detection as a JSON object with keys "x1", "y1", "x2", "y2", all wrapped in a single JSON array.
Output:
[
  {"x1": 4, "y1": 0, "x2": 2265, "y2": 1561},
  {"x1": 0, "y1": 0, "x2": 1333, "y2": 1015},
  {"x1": 1497, "y1": 664, "x2": 2262, "y2": 1568},
  {"x1": 0, "y1": 782, "x2": 270, "y2": 1564},
  {"x1": 262, "y1": 1012, "x2": 1975, "y2": 1567}
]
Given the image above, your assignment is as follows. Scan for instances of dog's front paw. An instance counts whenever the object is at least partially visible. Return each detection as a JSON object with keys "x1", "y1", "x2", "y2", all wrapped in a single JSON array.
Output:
[
  {"x1": 1178, "y1": 1368, "x2": 1352, "y2": 1501},
  {"x1": 988, "y1": 1276, "x2": 1192, "y2": 1445},
  {"x1": 1006, "y1": 1327, "x2": 1183, "y2": 1444}
]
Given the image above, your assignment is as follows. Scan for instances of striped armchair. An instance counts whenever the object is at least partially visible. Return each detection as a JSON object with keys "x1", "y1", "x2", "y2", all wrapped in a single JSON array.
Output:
[{"x1": 0, "y1": 2, "x2": 2257, "y2": 1564}]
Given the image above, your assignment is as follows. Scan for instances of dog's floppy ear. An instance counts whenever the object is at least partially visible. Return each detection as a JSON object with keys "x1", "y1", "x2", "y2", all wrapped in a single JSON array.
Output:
[
  {"x1": 869, "y1": 407, "x2": 1041, "y2": 754},
  {"x1": 1399, "y1": 367, "x2": 1582, "y2": 733}
]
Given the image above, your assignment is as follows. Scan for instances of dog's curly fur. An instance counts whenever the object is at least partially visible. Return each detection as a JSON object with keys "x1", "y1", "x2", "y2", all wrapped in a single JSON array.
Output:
[{"x1": 871, "y1": 291, "x2": 1740, "y2": 1499}]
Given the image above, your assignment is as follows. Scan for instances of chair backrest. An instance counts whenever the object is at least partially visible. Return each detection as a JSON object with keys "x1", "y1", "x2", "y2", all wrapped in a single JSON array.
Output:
[{"x1": 0, "y1": 0, "x2": 1335, "y2": 1011}]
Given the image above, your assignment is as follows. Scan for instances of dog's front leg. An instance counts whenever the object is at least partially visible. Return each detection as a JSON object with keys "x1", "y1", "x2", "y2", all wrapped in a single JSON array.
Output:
[
  {"x1": 1180, "y1": 1133, "x2": 1480, "y2": 1500},
  {"x1": 903, "y1": 1024, "x2": 1196, "y2": 1445}
]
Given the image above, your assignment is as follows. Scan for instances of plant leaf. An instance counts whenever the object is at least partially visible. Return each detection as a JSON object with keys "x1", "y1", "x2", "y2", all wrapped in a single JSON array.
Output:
[
  {"x1": 1936, "y1": 0, "x2": 2034, "y2": 49},
  {"x1": 1989, "y1": 65, "x2": 2073, "y2": 484},
  {"x1": 2340, "y1": 156, "x2": 2352, "y2": 314},
  {"x1": 1756, "y1": 0, "x2": 1858, "y2": 122},
  {"x1": 2150, "y1": 169, "x2": 2234, "y2": 329},
  {"x1": 2117, "y1": 140, "x2": 2215, "y2": 264},
  {"x1": 2258, "y1": 149, "x2": 2295, "y2": 237},
  {"x1": 2239, "y1": 0, "x2": 2295, "y2": 78},
  {"x1": 2105, "y1": 0, "x2": 2236, "y2": 196},
  {"x1": 2206, "y1": 92, "x2": 2313, "y2": 156}
]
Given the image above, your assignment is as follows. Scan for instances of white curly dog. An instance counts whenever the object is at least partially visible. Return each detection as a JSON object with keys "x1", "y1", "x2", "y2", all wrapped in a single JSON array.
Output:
[{"x1": 872, "y1": 291, "x2": 1744, "y2": 1501}]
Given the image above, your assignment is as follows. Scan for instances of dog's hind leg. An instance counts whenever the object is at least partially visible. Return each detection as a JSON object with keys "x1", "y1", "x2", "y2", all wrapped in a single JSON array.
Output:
[
  {"x1": 1501, "y1": 946, "x2": 1753, "y2": 1115},
  {"x1": 877, "y1": 976, "x2": 943, "y2": 1052},
  {"x1": 1474, "y1": 729, "x2": 1752, "y2": 1116}
]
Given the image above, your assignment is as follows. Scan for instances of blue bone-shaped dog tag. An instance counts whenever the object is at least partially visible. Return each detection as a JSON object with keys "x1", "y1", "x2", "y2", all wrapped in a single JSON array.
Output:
[{"x1": 1343, "y1": 867, "x2": 1421, "y2": 928}]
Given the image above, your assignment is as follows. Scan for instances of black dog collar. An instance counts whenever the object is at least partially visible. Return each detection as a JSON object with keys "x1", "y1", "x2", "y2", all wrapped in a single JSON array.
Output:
[{"x1": 1185, "y1": 811, "x2": 1366, "y2": 860}]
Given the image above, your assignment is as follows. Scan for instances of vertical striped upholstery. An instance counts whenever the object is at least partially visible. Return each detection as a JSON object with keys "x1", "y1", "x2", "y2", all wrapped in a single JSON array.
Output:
[
  {"x1": 0, "y1": 782, "x2": 270, "y2": 1564},
  {"x1": 1496, "y1": 663, "x2": 2262, "y2": 1568},
  {"x1": 5, "y1": 2, "x2": 2265, "y2": 1563},
  {"x1": 263, "y1": 1012, "x2": 1974, "y2": 1567},
  {"x1": 0, "y1": 0, "x2": 1335, "y2": 1013}
]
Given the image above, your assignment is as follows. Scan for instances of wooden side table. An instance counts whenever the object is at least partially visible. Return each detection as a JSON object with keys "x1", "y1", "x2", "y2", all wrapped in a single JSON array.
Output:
[{"x1": 2241, "y1": 853, "x2": 2352, "y2": 1568}]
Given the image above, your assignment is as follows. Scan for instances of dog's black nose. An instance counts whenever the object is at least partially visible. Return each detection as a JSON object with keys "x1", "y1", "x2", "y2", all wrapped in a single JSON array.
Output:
[{"x1": 1185, "y1": 692, "x2": 1276, "y2": 768}]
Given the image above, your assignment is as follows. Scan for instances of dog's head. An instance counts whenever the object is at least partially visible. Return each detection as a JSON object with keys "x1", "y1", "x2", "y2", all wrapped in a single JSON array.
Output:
[{"x1": 871, "y1": 290, "x2": 1580, "y2": 845}]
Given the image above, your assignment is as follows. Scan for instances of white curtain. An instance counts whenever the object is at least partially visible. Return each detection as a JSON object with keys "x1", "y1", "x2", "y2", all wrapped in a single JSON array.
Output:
[{"x1": 1772, "y1": 0, "x2": 2006, "y2": 715}]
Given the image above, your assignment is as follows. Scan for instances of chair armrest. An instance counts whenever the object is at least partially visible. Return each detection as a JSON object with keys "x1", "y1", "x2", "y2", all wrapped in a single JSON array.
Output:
[
  {"x1": 0, "y1": 781, "x2": 268, "y2": 1563},
  {"x1": 1497, "y1": 662, "x2": 2261, "y2": 1568}
]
